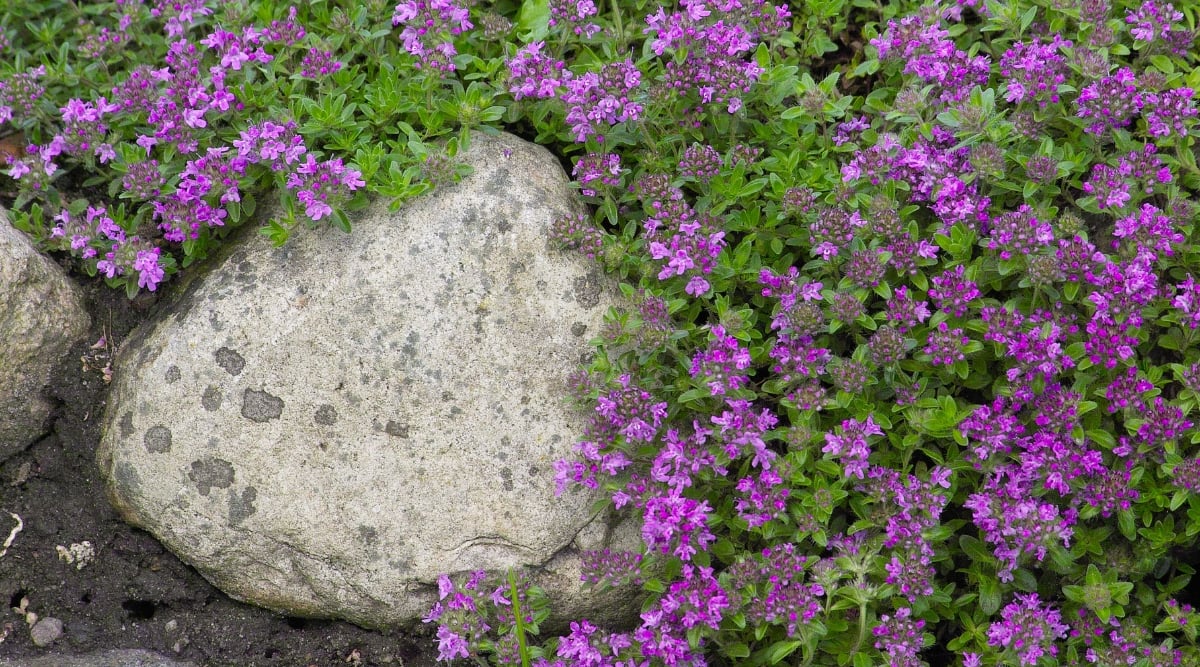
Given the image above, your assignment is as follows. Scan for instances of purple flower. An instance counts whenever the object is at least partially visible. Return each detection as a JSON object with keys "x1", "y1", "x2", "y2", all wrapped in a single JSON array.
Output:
[
  {"x1": 999, "y1": 35, "x2": 1072, "y2": 108},
  {"x1": 928, "y1": 264, "x2": 979, "y2": 317},
  {"x1": 548, "y1": 0, "x2": 601, "y2": 38},
  {"x1": 392, "y1": 0, "x2": 473, "y2": 72},
  {"x1": 822, "y1": 415, "x2": 883, "y2": 479},
  {"x1": 641, "y1": 490, "x2": 715, "y2": 561},
  {"x1": 435, "y1": 625, "x2": 470, "y2": 661},
  {"x1": 886, "y1": 286, "x2": 931, "y2": 333},
  {"x1": 1143, "y1": 88, "x2": 1198, "y2": 138},
  {"x1": 986, "y1": 593, "x2": 1068, "y2": 666},
  {"x1": 572, "y1": 152, "x2": 623, "y2": 196},
  {"x1": 133, "y1": 248, "x2": 165, "y2": 291},
  {"x1": 725, "y1": 544, "x2": 822, "y2": 638},
  {"x1": 678, "y1": 143, "x2": 722, "y2": 182},
  {"x1": 507, "y1": 42, "x2": 567, "y2": 100},
  {"x1": 923, "y1": 322, "x2": 970, "y2": 366},
  {"x1": 1173, "y1": 275, "x2": 1200, "y2": 328},
  {"x1": 1125, "y1": 0, "x2": 1184, "y2": 42},
  {"x1": 873, "y1": 607, "x2": 927, "y2": 667},
  {"x1": 560, "y1": 58, "x2": 643, "y2": 143},
  {"x1": 690, "y1": 325, "x2": 752, "y2": 396},
  {"x1": 1076, "y1": 68, "x2": 1144, "y2": 135}
]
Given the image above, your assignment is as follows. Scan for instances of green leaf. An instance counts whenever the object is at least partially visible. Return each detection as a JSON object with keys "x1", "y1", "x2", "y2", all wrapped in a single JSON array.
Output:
[
  {"x1": 1118, "y1": 510, "x2": 1137, "y2": 541},
  {"x1": 724, "y1": 643, "x2": 751, "y2": 660},
  {"x1": 979, "y1": 577, "x2": 1000, "y2": 615},
  {"x1": 763, "y1": 640, "x2": 801, "y2": 665},
  {"x1": 959, "y1": 535, "x2": 991, "y2": 563},
  {"x1": 517, "y1": 0, "x2": 550, "y2": 42}
]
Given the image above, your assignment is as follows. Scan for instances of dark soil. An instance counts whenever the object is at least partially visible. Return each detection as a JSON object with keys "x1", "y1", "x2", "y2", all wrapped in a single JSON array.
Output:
[{"x1": 0, "y1": 278, "x2": 441, "y2": 666}]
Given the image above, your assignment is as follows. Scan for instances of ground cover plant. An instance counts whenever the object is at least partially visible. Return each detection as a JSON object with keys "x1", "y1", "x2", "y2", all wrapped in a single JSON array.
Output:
[{"x1": 3, "y1": 0, "x2": 1200, "y2": 665}]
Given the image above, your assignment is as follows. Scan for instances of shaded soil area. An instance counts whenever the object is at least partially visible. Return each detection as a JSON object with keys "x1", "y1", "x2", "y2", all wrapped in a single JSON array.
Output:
[{"x1": 0, "y1": 280, "x2": 440, "y2": 666}]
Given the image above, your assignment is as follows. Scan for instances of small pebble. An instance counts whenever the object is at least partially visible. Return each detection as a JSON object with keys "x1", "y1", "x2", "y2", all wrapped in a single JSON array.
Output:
[
  {"x1": 164, "y1": 619, "x2": 178, "y2": 633},
  {"x1": 30, "y1": 616, "x2": 64, "y2": 646}
]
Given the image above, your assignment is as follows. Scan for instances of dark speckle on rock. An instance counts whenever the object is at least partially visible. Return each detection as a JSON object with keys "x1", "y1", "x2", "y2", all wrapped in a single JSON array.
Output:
[
  {"x1": 572, "y1": 271, "x2": 602, "y2": 309},
  {"x1": 189, "y1": 458, "x2": 235, "y2": 496},
  {"x1": 314, "y1": 404, "x2": 338, "y2": 425},
  {"x1": 165, "y1": 366, "x2": 181, "y2": 383},
  {"x1": 242, "y1": 389, "x2": 284, "y2": 422},
  {"x1": 114, "y1": 461, "x2": 142, "y2": 496},
  {"x1": 385, "y1": 421, "x2": 410, "y2": 438},
  {"x1": 498, "y1": 220, "x2": 511, "y2": 232},
  {"x1": 215, "y1": 347, "x2": 245, "y2": 376},
  {"x1": 357, "y1": 526, "x2": 378, "y2": 545},
  {"x1": 570, "y1": 322, "x2": 587, "y2": 337},
  {"x1": 119, "y1": 411, "x2": 134, "y2": 438},
  {"x1": 144, "y1": 425, "x2": 172, "y2": 453},
  {"x1": 229, "y1": 487, "x2": 257, "y2": 525},
  {"x1": 500, "y1": 467, "x2": 513, "y2": 492},
  {"x1": 201, "y1": 385, "x2": 222, "y2": 412}
]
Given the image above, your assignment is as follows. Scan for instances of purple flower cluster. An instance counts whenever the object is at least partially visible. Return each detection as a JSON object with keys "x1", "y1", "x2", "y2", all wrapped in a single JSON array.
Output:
[
  {"x1": 1083, "y1": 144, "x2": 1172, "y2": 211},
  {"x1": 987, "y1": 593, "x2": 1068, "y2": 666},
  {"x1": 300, "y1": 48, "x2": 343, "y2": 79},
  {"x1": 927, "y1": 264, "x2": 979, "y2": 317},
  {"x1": 1143, "y1": 87, "x2": 1198, "y2": 138},
  {"x1": 726, "y1": 544, "x2": 823, "y2": 638},
  {"x1": 964, "y1": 465, "x2": 1076, "y2": 581},
  {"x1": 642, "y1": 491, "x2": 715, "y2": 561},
  {"x1": 822, "y1": 415, "x2": 884, "y2": 480},
  {"x1": 548, "y1": 0, "x2": 601, "y2": 39},
  {"x1": 391, "y1": 0, "x2": 473, "y2": 72},
  {"x1": 886, "y1": 286, "x2": 931, "y2": 333},
  {"x1": 640, "y1": 177, "x2": 725, "y2": 296},
  {"x1": 677, "y1": 143, "x2": 721, "y2": 183},
  {"x1": 842, "y1": 131, "x2": 991, "y2": 233},
  {"x1": 733, "y1": 467, "x2": 789, "y2": 528},
  {"x1": 985, "y1": 205, "x2": 1054, "y2": 260},
  {"x1": 868, "y1": 466, "x2": 950, "y2": 601},
  {"x1": 1077, "y1": 67, "x2": 1143, "y2": 135},
  {"x1": 424, "y1": 571, "x2": 536, "y2": 664},
  {"x1": 0, "y1": 65, "x2": 46, "y2": 126},
  {"x1": 923, "y1": 322, "x2": 970, "y2": 366},
  {"x1": 1172, "y1": 275, "x2": 1200, "y2": 329},
  {"x1": 871, "y1": 10, "x2": 990, "y2": 105},
  {"x1": 643, "y1": 0, "x2": 788, "y2": 113},
  {"x1": 554, "y1": 374, "x2": 663, "y2": 494},
  {"x1": 48, "y1": 206, "x2": 167, "y2": 291},
  {"x1": 507, "y1": 42, "x2": 567, "y2": 101},
  {"x1": 573, "y1": 152, "x2": 623, "y2": 196},
  {"x1": 581, "y1": 548, "x2": 643, "y2": 588},
  {"x1": 999, "y1": 35, "x2": 1072, "y2": 108},
  {"x1": 561, "y1": 58, "x2": 643, "y2": 143},
  {"x1": 1113, "y1": 203, "x2": 1184, "y2": 260},
  {"x1": 689, "y1": 325, "x2": 751, "y2": 396},
  {"x1": 549, "y1": 212, "x2": 605, "y2": 260},
  {"x1": 1070, "y1": 609, "x2": 1185, "y2": 666},
  {"x1": 873, "y1": 607, "x2": 927, "y2": 667},
  {"x1": 285, "y1": 154, "x2": 365, "y2": 222}
]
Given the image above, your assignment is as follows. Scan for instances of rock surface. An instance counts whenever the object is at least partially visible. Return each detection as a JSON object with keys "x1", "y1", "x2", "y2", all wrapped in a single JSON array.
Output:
[
  {"x1": 0, "y1": 210, "x2": 92, "y2": 461},
  {"x1": 96, "y1": 132, "x2": 640, "y2": 629}
]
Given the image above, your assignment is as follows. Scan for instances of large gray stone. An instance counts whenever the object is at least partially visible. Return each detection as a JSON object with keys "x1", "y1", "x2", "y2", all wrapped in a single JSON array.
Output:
[
  {"x1": 0, "y1": 209, "x2": 91, "y2": 460},
  {"x1": 96, "y1": 132, "x2": 640, "y2": 629}
]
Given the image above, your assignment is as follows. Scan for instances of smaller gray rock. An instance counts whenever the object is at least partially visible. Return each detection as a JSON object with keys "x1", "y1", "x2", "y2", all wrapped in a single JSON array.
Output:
[
  {"x1": 0, "y1": 649, "x2": 197, "y2": 667},
  {"x1": 29, "y1": 616, "x2": 63, "y2": 647},
  {"x1": 0, "y1": 210, "x2": 92, "y2": 461}
]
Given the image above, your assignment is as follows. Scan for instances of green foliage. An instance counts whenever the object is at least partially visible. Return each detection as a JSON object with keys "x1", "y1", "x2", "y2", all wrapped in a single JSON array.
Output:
[{"x1": 4, "y1": 0, "x2": 1200, "y2": 665}]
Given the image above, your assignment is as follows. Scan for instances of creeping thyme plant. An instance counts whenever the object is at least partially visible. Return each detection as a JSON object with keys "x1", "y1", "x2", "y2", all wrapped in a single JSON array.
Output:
[{"x1": 4, "y1": 0, "x2": 1200, "y2": 664}]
